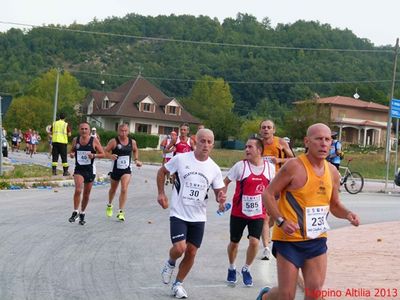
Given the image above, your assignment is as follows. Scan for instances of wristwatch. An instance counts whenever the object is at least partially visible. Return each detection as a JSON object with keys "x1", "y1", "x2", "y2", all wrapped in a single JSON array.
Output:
[{"x1": 276, "y1": 217, "x2": 285, "y2": 227}]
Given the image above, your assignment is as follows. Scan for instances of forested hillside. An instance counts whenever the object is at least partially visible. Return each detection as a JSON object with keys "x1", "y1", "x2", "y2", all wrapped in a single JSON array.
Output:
[{"x1": 0, "y1": 13, "x2": 398, "y2": 116}]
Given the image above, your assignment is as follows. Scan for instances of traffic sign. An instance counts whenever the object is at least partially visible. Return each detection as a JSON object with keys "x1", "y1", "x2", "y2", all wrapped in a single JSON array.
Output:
[
  {"x1": 0, "y1": 95, "x2": 13, "y2": 116},
  {"x1": 391, "y1": 98, "x2": 400, "y2": 118}
]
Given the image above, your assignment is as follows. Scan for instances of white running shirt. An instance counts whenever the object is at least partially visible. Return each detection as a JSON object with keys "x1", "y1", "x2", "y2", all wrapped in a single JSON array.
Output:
[{"x1": 165, "y1": 151, "x2": 224, "y2": 222}]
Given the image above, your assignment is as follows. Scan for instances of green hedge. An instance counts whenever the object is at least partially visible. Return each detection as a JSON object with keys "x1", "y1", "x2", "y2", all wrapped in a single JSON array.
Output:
[{"x1": 68, "y1": 129, "x2": 159, "y2": 149}]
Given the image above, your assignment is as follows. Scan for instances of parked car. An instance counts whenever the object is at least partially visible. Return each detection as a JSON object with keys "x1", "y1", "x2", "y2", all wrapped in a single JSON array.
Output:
[{"x1": 1, "y1": 135, "x2": 8, "y2": 157}]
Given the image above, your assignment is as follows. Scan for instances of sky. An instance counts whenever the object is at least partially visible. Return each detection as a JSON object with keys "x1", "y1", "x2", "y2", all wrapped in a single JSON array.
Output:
[{"x1": 1, "y1": 0, "x2": 399, "y2": 46}]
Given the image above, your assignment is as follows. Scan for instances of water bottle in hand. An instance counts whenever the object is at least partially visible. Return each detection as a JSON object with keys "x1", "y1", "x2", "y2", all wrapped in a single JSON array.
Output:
[{"x1": 216, "y1": 203, "x2": 231, "y2": 216}]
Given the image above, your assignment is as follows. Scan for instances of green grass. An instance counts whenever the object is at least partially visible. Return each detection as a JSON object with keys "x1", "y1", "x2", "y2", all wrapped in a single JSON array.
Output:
[
  {"x1": 3, "y1": 147, "x2": 395, "y2": 180},
  {"x1": 139, "y1": 149, "x2": 395, "y2": 180},
  {"x1": 0, "y1": 164, "x2": 52, "y2": 179}
]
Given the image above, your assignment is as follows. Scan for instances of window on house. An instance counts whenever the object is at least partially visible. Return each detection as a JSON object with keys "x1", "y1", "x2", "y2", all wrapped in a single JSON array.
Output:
[
  {"x1": 102, "y1": 98, "x2": 110, "y2": 109},
  {"x1": 136, "y1": 123, "x2": 150, "y2": 133},
  {"x1": 158, "y1": 126, "x2": 175, "y2": 134},
  {"x1": 143, "y1": 103, "x2": 152, "y2": 112},
  {"x1": 167, "y1": 106, "x2": 177, "y2": 115}
]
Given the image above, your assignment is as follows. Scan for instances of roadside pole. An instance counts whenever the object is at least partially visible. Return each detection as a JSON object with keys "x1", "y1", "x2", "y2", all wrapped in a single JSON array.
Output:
[
  {"x1": 52, "y1": 68, "x2": 60, "y2": 123},
  {"x1": 385, "y1": 38, "x2": 399, "y2": 192}
]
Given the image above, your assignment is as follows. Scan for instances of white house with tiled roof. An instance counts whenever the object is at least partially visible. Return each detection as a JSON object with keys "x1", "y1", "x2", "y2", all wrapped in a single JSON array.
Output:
[
  {"x1": 314, "y1": 96, "x2": 389, "y2": 147},
  {"x1": 83, "y1": 75, "x2": 200, "y2": 134}
]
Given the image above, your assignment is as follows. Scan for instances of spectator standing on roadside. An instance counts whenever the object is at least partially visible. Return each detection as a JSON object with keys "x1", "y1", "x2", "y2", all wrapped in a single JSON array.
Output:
[
  {"x1": 51, "y1": 112, "x2": 71, "y2": 176},
  {"x1": 327, "y1": 131, "x2": 343, "y2": 170}
]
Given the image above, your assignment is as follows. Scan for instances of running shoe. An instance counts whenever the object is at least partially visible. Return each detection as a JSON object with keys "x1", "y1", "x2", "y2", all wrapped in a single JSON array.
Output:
[
  {"x1": 241, "y1": 267, "x2": 253, "y2": 287},
  {"x1": 68, "y1": 211, "x2": 78, "y2": 223},
  {"x1": 116, "y1": 211, "x2": 125, "y2": 221},
  {"x1": 79, "y1": 213, "x2": 86, "y2": 225},
  {"x1": 256, "y1": 286, "x2": 271, "y2": 300},
  {"x1": 227, "y1": 268, "x2": 238, "y2": 284},
  {"x1": 261, "y1": 247, "x2": 271, "y2": 261},
  {"x1": 161, "y1": 261, "x2": 175, "y2": 284},
  {"x1": 106, "y1": 204, "x2": 113, "y2": 217},
  {"x1": 171, "y1": 282, "x2": 188, "y2": 299}
]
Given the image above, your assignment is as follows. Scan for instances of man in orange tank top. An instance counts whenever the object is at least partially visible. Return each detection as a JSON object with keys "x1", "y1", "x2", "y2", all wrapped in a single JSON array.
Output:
[
  {"x1": 259, "y1": 119, "x2": 295, "y2": 260},
  {"x1": 257, "y1": 123, "x2": 360, "y2": 300}
]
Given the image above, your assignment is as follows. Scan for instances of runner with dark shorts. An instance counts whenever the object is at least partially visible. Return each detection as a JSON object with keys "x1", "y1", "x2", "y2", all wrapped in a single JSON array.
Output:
[
  {"x1": 258, "y1": 123, "x2": 360, "y2": 300},
  {"x1": 224, "y1": 137, "x2": 275, "y2": 287},
  {"x1": 104, "y1": 123, "x2": 142, "y2": 221},
  {"x1": 68, "y1": 122, "x2": 104, "y2": 225}
]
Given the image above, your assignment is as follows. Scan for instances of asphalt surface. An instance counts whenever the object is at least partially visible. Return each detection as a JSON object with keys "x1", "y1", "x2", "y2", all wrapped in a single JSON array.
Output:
[{"x1": 1, "y1": 152, "x2": 400, "y2": 299}]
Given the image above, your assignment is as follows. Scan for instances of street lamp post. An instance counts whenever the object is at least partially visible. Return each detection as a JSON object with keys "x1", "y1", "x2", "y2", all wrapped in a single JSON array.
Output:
[{"x1": 52, "y1": 68, "x2": 60, "y2": 124}]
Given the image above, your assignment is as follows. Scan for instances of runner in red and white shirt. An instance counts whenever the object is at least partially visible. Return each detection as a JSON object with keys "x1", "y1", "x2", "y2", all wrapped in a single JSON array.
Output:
[
  {"x1": 166, "y1": 123, "x2": 194, "y2": 155},
  {"x1": 160, "y1": 131, "x2": 177, "y2": 185},
  {"x1": 161, "y1": 131, "x2": 177, "y2": 164},
  {"x1": 223, "y1": 137, "x2": 275, "y2": 287}
]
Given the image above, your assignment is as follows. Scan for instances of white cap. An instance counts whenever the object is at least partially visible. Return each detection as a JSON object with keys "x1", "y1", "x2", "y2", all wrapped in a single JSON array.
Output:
[{"x1": 92, "y1": 127, "x2": 96, "y2": 131}]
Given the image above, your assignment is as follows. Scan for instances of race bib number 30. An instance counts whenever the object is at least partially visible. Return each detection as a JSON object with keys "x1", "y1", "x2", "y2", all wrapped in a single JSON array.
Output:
[
  {"x1": 182, "y1": 181, "x2": 207, "y2": 207},
  {"x1": 77, "y1": 151, "x2": 91, "y2": 165},
  {"x1": 305, "y1": 206, "x2": 330, "y2": 239},
  {"x1": 117, "y1": 155, "x2": 130, "y2": 169}
]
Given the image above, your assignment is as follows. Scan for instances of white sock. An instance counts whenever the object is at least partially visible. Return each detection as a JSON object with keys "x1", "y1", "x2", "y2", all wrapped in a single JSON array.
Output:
[{"x1": 229, "y1": 264, "x2": 236, "y2": 270}]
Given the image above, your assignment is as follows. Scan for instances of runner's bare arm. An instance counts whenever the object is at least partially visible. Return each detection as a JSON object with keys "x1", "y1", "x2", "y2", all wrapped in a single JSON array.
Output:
[
  {"x1": 165, "y1": 137, "x2": 177, "y2": 151},
  {"x1": 69, "y1": 137, "x2": 77, "y2": 158},
  {"x1": 278, "y1": 138, "x2": 295, "y2": 165},
  {"x1": 214, "y1": 188, "x2": 226, "y2": 211},
  {"x1": 157, "y1": 166, "x2": 169, "y2": 209},
  {"x1": 223, "y1": 177, "x2": 231, "y2": 194},
  {"x1": 263, "y1": 160, "x2": 300, "y2": 235},
  {"x1": 91, "y1": 138, "x2": 105, "y2": 159},
  {"x1": 104, "y1": 139, "x2": 117, "y2": 160},
  {"x1": 132, "y1": 140, "x2": 142, "y2": 167}
]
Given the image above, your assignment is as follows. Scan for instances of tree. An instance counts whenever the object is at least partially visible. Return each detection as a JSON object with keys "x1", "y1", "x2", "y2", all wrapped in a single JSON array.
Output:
[
  {"x1": 184, "y1": 75, "x2": 239, "y2": 140},
  {"x1": 239, "y1": 117, "x2": 264, "y2": 141},
  {"x1": 27, "y1": 69, "x2": 87, "y2": 126},
  {"x1": 284, "y1": 100, "x2": 330, "y2": 145},
  {"x1": 4, "y1": 95, "x2": 52, "y2": 131},
  {"x1": 27, "y1": 68, "x2": 87, "y2": 112}
]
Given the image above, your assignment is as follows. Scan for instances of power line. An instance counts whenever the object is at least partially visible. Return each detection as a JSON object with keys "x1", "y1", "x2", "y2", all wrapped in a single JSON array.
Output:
[
  {"x1": 0, "y1": 68, "x2": 396, "y2": 86},
  {"x1": 67, "y1": 69, "x2": 398, "y2": 85},
  {"x1": 0, "y1": 20, "x2": 395, "y2": 54}
]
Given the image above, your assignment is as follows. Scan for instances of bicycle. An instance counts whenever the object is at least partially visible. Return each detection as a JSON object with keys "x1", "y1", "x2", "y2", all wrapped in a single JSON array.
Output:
[{"x1": 339, "y1": 158, "x2": 364, "y2": 194}]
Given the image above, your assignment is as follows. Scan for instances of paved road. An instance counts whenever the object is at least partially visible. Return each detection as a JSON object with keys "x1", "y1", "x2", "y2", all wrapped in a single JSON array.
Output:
[{"x1": 1, "y1": 153, "x2": 400, "y2": 299}]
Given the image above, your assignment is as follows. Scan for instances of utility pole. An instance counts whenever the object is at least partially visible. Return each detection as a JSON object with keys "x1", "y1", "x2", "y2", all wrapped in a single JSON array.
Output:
[
  {"x1": 52, "y1": 68, "x2": 61, "y2": 124},
  {"x1": 384, "y1": 38, "x2": 399, "y2": 191}
]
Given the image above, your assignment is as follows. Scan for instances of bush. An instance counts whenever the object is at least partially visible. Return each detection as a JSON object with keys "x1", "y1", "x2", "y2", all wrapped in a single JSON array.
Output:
[
  {"x1": 0, "y1": 181, "x2": 11, "y2": 190},
  {"x1": 69, "y1": 129, "x2": 159, "y2": 148},
  {"x1": 130, "y1": 133, "x2": 159, "y2": 148}
]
